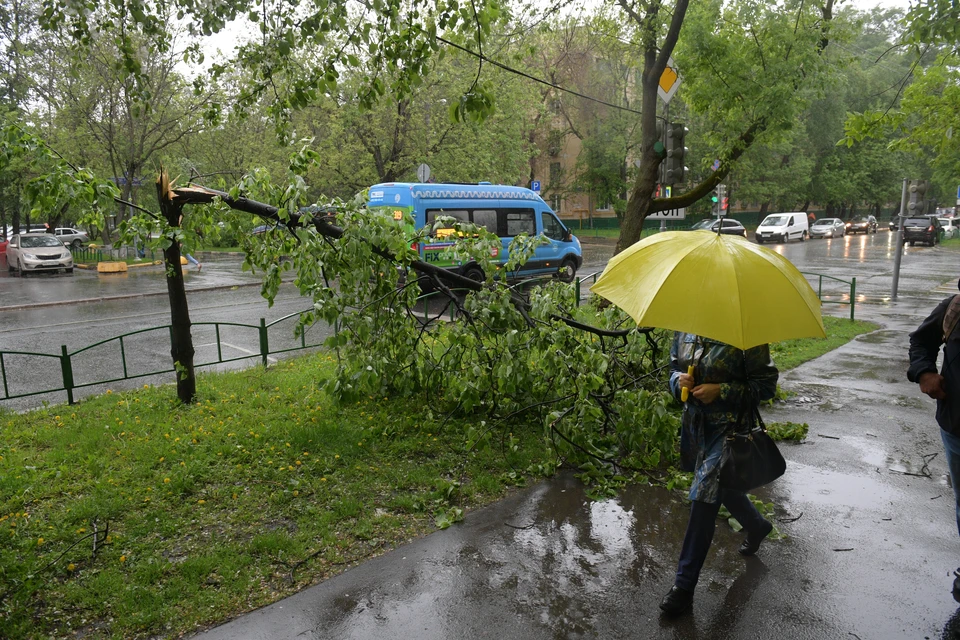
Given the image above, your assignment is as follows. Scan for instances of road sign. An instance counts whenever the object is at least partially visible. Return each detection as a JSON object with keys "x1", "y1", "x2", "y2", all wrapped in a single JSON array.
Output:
[
  {"x1": 956, "y1": 185, "x2": 960, "y2": 199},
  {"x1": 657, "y1": 57, "x2": 681, "y2": 104},
  {"x1": 712, "y1": 159, "x2": 721, "y2": 172},
  {"x1": 531, "y1": 180, "x2": 541, "y2": 193},
  {"x1": 417, "y1": 163, "x2": 431, "y2": 183},
  {"x1": 648, "y1": 208, "x2": 686, "y2": 220}
]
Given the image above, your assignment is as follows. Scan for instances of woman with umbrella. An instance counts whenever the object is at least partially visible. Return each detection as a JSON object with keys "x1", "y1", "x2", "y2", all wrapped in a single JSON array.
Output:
[
  {"x1": 591, "y1": 228, "x2": 827, "y2": 617},
  {"x1": 660, "y1": 332, "x2": 779, "y2": 616}
]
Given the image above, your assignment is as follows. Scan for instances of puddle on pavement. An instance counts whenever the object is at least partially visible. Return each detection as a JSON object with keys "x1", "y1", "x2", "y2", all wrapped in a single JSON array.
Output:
[
  {"x1": 784, "y1": 461, "x2": 899, "y2": 507},
  {"x1": 895, "y1": 396, "x2": 926, "y2": 409},
  {"x1": 855, "y1": 330, "x2": 899, "y2": 344}
]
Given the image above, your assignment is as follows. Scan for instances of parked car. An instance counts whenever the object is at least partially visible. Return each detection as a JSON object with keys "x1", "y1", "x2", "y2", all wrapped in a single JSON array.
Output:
[
  {"x1": 902, "y1": 216, "x2": 944, "y2": 246},
  {"x1": 845, "y1": 215, "x2": 878, "y2": 234},
  {"x1": 809, "y1": 218, "x2": 846, "y2": 239},
  {"x1": 55, "y1": 227, "x2": 89, "y2": 248},
  {"x1": 939, "y1": 218, "x2": 960, "y2": 239},
  {"x1": 689, "y1": 218, "x2": 747, "y2": 238},
  {"x1": 6, "y1": 233, "x2": 74, "y2": 273},
  {"x1": 889, "y1": 215, "x2": 900, "y2": 232}
]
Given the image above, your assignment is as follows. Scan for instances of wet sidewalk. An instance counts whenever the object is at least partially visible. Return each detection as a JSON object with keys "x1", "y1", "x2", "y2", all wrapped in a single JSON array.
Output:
[{"x1": 187, "y1": 281, "x2": 960, "y2": 639}]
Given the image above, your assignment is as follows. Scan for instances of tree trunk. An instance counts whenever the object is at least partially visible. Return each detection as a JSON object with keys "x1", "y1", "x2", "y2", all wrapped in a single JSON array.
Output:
[
  {"x1": 156, "y1": 169, "x2": 197, "y2": 404},
  {"x1": 759, "y1": 201, "x2": 770, "y2": 217}
]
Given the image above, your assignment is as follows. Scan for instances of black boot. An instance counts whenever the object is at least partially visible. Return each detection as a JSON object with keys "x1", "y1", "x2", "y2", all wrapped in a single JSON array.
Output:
[
  {"x1": 739, "y1": 519, "x2": 774, "y2": 556},
  {"x1": 660, "y1": 585, "x2": 694, "y2": 616}
]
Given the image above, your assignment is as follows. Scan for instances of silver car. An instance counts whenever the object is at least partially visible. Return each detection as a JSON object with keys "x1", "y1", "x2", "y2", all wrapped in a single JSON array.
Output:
[
  {"x1": 6, "y1": 233, "x2": 74, "y2": 274},
  {"x1": 809, "y1": 218, "x2": 845, "y2": 238},
  {"x1": 55, "y1": 227, "x2": 89, "y2": 248}
]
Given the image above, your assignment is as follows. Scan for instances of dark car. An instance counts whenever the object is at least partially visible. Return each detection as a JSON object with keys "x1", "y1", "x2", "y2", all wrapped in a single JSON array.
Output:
[
  {"x1": 902, "y1": 216, "x2": 943, "y2": 246},
  {"x1": 845, "y1": 215, "x2": 878, "y2": 235},
  {"x1": 690, "y1": 218, "x2": 747, "y2": 238}
]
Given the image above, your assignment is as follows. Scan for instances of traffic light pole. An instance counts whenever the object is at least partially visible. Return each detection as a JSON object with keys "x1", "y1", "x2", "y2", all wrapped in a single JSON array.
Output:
[{"x1": 891, "y1": 178, "x2": 909, "y2": 300}]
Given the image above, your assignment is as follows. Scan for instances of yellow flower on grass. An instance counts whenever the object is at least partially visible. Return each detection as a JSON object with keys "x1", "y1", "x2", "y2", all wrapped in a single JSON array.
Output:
[
  {"x1": 120, "y1": 555, "x2": 126, "y2": 563},
  {"x1": 163, "y1": 478, "x2": 170, "y2": 484},
  {"x1": 67, "y1": 563, "x2": 76, "y2": 571},
  {"x1": 197, "y1": 499, "x2": 206, "y2": 504},
  {"x1": 320, "y1": 477, "x2": 327, "y2": 482},
  {"x1": 293, "y1": 490, "x2": 299, "y2": 497},
  {"x1": 37, "y1": 538, "x2": 44, "y2": 546},
  {"x1": 106, "y1": 390, "x2": 112, "y2": 394}
]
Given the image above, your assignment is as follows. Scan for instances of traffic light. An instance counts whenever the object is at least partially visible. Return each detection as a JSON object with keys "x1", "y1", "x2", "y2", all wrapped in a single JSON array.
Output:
[
  {"x1": 711, "y1": 184, "x2": 727, "y2": 216},
  {"x1": 906, "y1": 180, "x2": 928, "y2": 216},
  {"x1": 663, "y1": 122, "x2": 688, "y2": 185}
]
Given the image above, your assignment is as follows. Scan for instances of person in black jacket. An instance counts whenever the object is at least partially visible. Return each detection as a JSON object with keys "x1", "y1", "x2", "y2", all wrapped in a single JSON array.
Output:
[{"x1": 908, "y1": 282, "x2": 960, "y2": 598}]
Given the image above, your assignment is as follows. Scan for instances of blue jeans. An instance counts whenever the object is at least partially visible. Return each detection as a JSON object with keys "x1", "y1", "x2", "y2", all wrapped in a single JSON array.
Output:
[{"x1": 941, "y1": 428, "x2": 960, "y2": 537}]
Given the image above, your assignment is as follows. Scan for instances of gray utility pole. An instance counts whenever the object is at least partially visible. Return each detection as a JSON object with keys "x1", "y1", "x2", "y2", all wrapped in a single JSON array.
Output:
[{"x1": 891, "y1": 179, "x2": 909, "y2": 300}]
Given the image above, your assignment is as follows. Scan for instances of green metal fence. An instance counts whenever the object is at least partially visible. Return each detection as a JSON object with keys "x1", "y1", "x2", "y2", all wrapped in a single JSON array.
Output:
[
  {"x1": 0, "y1": 310, "x2": 325, "y2": 405},
  {"x1": 0, "y1": 269, "x2": 857, "y2": 406},
  {"x1": 801, "y1": 272, "x2": 857, "y2": 320}
]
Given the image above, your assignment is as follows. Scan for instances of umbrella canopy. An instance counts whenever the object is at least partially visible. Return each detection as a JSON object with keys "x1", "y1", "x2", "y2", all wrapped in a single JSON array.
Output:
[{"x1": 591, "y1": 230, "x2": 826, "y2": 350}]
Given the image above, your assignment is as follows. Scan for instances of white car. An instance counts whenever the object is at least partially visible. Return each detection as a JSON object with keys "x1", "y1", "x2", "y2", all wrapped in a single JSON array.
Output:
[
  {"x1": 6, "y1": 233, "x2": 74, "y2": 274},
  {"x1": 938, "y1": 218, "x2": 959, "y2": 239},
  {"x1": 55, "y1": 227, "x2": 89, "y2": 248}
]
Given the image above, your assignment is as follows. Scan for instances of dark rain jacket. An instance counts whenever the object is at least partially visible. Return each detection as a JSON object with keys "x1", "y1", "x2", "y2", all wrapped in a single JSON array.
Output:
[{"x1": 907, "y1": 296, "x2": 960, "y2": 436}]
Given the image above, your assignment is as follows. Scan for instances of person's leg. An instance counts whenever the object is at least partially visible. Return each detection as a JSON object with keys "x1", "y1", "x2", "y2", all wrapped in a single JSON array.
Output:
[
  {"x1": 940, "y1": 428, "x2": 960, "y2": 538},
  {"x1": 675, "y1": 499, "x2": 722, "y2": 591},
  {"x1": 662, "y1": 499, "x2": 721, "y2": 615},
  {"x1": 721, "y1": 489, "x2": 774, "y2": 556},
  {"x1": 185, "y1": 253, "x2": 201, "y2": 269}
]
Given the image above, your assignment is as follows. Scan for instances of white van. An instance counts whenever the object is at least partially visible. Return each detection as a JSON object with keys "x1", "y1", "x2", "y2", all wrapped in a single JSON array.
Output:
[{"x1": 755, "y1": 212, "x2": 809, "y2": 244}]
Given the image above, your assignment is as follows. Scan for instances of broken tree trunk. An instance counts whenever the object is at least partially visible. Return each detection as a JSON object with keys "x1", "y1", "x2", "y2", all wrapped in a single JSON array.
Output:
[{"x1": 156, "y1": 169, "x2": 197, "y2": 404}]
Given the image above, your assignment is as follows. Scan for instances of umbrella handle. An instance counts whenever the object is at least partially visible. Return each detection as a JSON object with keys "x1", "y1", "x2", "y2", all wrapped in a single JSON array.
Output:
[{"x1": 680, "y1": 365, "x2": 695, "y2": 402}]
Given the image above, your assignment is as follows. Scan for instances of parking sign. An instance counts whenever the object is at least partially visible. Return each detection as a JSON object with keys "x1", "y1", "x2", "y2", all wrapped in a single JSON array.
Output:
[{"x1": 531, "y1": 180, "x2": 541, "y2": 193}]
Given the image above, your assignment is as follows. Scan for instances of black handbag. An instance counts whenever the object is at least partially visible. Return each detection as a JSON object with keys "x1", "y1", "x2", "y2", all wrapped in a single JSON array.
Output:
[{"x1": 718, "y1": 403, "x2": 786, "y2": 492}]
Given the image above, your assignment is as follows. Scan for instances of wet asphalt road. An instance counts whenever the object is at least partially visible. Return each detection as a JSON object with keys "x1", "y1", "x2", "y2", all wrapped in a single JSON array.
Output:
[
  {"x1": 186, "y1": 234, "x2": 960, "y2": 640},
  {"x1": 6, "y1": 234, "x2": 960, "y2": 638},
  {"x1": 0, "y1": 253, "x2": 332, "y2": 410}
]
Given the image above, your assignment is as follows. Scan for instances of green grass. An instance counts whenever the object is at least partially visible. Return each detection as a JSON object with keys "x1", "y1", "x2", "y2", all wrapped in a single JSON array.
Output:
[
  {"x1": 0, "y1": 315, "x2": 875, "y2": 639},
  {"x1": 0, "y1": 356, "x2": 550, "y2": 639},
  {"x1": 771, "y1": 315, "x2": 878, "y2": 371}
]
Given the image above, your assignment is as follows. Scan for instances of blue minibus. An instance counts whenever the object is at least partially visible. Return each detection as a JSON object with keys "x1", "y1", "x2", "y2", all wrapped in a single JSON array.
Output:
[{"x1": 366, "y1": 182, "x2": 582, "y2": 283}]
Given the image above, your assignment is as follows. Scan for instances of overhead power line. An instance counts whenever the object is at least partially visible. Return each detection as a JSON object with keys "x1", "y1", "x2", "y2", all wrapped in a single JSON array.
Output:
[{"x1": 436, "y1": 36, "x2": 644, "y2": 116}]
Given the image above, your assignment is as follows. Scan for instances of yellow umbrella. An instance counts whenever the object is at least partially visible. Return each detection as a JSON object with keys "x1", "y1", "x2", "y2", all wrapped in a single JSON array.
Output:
[{"x1": 591, "y1": 230, "x2": 826, "y2": 350}]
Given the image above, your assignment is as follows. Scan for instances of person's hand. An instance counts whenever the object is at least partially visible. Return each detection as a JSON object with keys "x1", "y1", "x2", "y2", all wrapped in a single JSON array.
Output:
[
  {"x1": 677, "y1": 372, "x2": 695, "y2": 391},
  {"x1": 919, "y1": 371, "x2": 947, "y2": 400},
  {"x1": 692, "y1": 383, "x2": 721, "y2": 404}
]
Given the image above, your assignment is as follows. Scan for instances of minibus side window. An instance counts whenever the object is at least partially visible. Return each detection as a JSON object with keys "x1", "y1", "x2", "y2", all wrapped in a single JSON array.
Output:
[
  {"x1": 502, "y1": 209, "x2": 536, "y2": 237},
  {"x1": 472, "y1": 209, "x2": 498, "y2": 234},
  {"x1": 426, "y1": 209, "x2": 469, "y2": 227},
  {"x1": 541, "y1": 212, "x2": 566, "y2": 240}
]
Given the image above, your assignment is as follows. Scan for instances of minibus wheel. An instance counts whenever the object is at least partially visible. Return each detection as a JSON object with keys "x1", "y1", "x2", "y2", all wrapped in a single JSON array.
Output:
[
  {"x1": 558, "y1": 258, "x2": 577, "y2": 283},
  {"x1": 463, "y1": 266, "x2": 484, "y2": 284}
]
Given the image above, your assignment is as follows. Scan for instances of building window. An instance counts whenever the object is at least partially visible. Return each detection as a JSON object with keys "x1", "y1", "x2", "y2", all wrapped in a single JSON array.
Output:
[
  {"x1": 551, "y1": 194, "x2": 562, "y2": 212},
  {"x1": 549, "y1": 162, "x2": 562, "y2": 183},
  {"x1": 597, "y1": 201, "x2": 611, "y2": 211}
]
